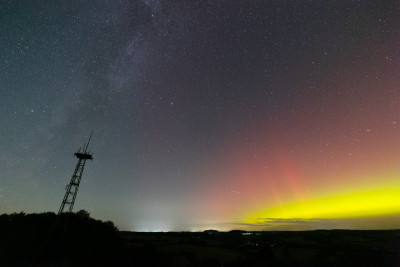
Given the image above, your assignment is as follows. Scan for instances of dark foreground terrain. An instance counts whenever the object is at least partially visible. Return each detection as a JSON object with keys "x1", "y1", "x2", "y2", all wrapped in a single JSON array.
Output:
[
  {"x1": 1, "y1": 212, "x2": 400, "y2": 266},
  {"x1": 120, "y1": 229, "x2": 400, "y2": 266}
]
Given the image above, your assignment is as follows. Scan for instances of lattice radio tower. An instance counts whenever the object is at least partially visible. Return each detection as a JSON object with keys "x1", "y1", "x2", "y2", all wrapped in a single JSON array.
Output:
[{"x1": 58, "y1": 132, "x2": 93, "y2": 214}]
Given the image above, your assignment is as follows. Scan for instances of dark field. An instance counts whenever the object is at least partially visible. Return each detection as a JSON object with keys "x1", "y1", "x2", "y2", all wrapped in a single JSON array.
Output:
[
  {"x1": 1, "y1": 212, "x2": 400, "y2": 266},
  {"x1": 120, "y1": 230, "x2": 400, "y2": 266}
]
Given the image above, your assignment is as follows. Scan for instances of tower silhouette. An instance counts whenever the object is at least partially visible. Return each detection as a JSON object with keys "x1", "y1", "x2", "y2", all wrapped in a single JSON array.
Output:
[{"x1": 58, "y1": 132, "x2": 93, "y2": 214}]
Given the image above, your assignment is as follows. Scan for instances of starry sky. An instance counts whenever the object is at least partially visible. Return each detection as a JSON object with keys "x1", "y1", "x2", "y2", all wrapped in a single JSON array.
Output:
[{"x1": 1, "y1": 1, "x2": 400, "y2": 231}]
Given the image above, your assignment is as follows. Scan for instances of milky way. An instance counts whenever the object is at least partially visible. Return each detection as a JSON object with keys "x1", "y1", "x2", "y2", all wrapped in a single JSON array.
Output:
[{"x1": 1, "y1": 1, "x2": 399, "y2": 231}]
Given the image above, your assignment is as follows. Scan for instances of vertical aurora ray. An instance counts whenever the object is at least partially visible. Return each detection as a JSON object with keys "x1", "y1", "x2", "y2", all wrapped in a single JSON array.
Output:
[
  {"x1": 191, "y1": 70, "x2": 400, "y2": 229},
  {"x1": 1, "y1": 1, "x2": 399, "y2": 232}
]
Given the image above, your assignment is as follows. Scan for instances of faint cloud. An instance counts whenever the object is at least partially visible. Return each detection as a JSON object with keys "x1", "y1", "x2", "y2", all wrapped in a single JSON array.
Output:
[
  {"x1": 234, "y1": 218, "x2": 326, "y2": 227},
  {"x1": 231, "y1": 216, "x2": 400, "y2": 231}
]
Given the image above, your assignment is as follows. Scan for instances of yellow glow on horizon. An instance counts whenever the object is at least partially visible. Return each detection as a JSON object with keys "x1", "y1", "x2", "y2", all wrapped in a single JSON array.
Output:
[{"x1": 246, "y1": 182, "x2": 400, "y2": 224}]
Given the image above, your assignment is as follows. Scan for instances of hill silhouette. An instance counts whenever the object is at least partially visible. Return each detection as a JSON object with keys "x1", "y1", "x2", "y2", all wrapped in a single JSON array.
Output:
[{"x1": 1, "y1": 212, "x2": 400, "y2": 266}]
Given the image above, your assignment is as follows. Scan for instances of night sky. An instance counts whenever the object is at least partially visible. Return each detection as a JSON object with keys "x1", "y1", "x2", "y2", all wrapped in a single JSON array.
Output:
[{"x1": 1, "y1": 1, "x2": 400, "y2": 231}]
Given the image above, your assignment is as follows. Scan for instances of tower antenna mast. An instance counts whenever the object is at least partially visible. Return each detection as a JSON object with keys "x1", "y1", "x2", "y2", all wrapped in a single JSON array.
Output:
[{"x1": 58, "y1": 132, "x2": 94, "y2": 214}]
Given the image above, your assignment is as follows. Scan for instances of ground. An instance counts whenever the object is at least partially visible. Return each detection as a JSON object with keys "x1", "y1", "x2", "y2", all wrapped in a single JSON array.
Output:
[{"x1": 120, "y1": 230, "x2": 400, "y2": 266}]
